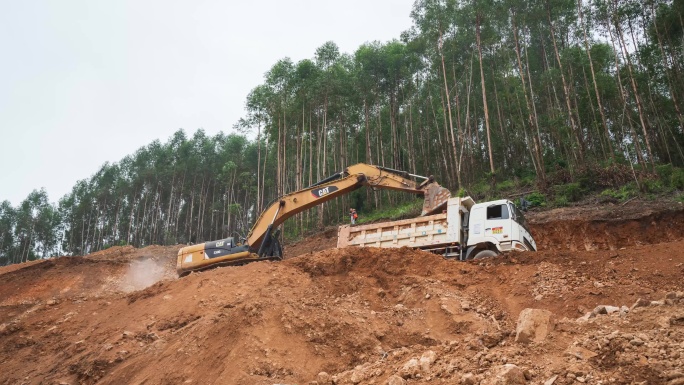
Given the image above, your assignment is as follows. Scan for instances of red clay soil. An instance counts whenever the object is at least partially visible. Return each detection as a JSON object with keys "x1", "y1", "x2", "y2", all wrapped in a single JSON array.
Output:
[{"x1": 1, "y1": 202, "x2": 683, "y2": 385}]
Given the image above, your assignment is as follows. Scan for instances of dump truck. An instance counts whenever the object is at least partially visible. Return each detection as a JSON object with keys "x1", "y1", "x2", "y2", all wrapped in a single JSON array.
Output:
[{"x1": 337, "y1": 196, "x2": 536, "y2": 260}]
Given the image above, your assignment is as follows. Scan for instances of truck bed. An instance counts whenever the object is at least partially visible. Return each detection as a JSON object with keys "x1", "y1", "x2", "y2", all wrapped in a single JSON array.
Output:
[{"x1": 337, "y1": 213, "x2": 456, "y2": 250}]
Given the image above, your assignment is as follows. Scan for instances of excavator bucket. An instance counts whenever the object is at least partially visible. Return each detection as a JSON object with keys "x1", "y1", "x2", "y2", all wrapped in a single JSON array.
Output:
[{"x1": 421, "y1": 183, "x2": 452, "y2": 216}]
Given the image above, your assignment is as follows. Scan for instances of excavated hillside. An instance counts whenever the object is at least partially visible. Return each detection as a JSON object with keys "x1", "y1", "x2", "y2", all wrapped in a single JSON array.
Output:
[{"x1": 1, "y1": 199, "x2": 683, "y2": 385}]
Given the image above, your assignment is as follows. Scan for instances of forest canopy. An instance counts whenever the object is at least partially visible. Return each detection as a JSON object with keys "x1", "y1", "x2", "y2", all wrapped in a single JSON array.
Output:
[{"x1": 2, "y1": 0, "x2": 684, "y2": 265}]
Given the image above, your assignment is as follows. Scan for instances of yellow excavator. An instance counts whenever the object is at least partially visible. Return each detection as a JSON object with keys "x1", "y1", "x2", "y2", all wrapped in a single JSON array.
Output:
[{"x1": 176, "y1": 163, "x2": 451, "y2": 275}]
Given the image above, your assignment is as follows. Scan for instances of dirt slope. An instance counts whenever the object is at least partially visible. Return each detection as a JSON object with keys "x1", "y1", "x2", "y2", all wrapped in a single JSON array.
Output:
[{"x1": 1, "y1": 202, "x2": 683, "y2": 385}]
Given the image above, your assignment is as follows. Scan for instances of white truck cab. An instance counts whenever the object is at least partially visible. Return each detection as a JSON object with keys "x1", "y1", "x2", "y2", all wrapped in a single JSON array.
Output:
[{"x1": 465, "y1": 199, "x2": 536, "y2": 259}]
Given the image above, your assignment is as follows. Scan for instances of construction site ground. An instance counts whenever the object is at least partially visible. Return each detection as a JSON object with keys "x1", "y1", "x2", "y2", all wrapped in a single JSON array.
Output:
[{"x1": 1, "y1": 199, "x2": 683, "y2": 385}]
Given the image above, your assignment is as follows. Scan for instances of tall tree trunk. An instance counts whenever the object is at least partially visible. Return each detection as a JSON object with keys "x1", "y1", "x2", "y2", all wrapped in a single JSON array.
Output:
[
  {"x1": 547, "y1": 0, "x2": 584, "y2": 162},
  {"x1": 476, "y1": 13, "x2": 496, "y2": 188}
]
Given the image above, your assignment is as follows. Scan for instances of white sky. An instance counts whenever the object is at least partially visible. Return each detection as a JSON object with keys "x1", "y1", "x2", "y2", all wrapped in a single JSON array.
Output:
[{"x1": 0, "y1": 0, "x2": 414, "y2": 206}]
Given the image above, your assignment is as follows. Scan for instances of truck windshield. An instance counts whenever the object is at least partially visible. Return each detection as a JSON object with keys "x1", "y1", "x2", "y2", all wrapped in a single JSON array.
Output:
[{"x1": 510, "y1": 203, "x2": 530, "y2": 232}]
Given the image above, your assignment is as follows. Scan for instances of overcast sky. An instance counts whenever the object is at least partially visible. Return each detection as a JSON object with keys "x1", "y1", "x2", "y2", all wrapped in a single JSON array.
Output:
[{"x1": 0, "y1": 0, "x2": 415, "y2": 206}]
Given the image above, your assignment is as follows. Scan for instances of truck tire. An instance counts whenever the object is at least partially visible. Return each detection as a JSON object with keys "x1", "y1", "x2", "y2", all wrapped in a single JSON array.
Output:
[{"x1": 471, "y1": 249, "x2": 499, "y2": 260}]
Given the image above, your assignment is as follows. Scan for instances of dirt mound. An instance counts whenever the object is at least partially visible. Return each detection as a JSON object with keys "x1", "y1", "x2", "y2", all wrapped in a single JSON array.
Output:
[
  {"x1": 284, "y1": 227, "x2": 338, "y2": 259},
  {"x1": 0, "y1": 245, "x2": 181, "y2": 309},
  {"x1": 1, "y1": 203, "x2": 684, "y2": 384},
  {"x1": 529, "y1": 200, "x2": 684, "y2": 251}
]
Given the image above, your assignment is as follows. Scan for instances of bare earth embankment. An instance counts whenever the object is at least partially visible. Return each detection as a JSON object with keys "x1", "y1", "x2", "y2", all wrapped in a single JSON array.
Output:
[{"x1": 1, "y1": 200, "x2": 683, "y2": 385}]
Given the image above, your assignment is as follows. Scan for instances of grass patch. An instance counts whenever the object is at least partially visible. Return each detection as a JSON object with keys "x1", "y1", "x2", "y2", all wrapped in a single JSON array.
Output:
[{"x1": 357, "y1": 200, "x2": 423, "y2": 224}]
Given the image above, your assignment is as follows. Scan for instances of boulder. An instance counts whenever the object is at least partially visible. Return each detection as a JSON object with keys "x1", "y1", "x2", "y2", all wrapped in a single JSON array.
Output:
[
  {"x1": 419, "y1": 350, "x2": 437, "y2": 372},
  {"x1": 515, "y1": 309, "x2": 553, "y2": 344},
  {"x1": 399, "y1": 358, "x2": 420, "y2": 379}
]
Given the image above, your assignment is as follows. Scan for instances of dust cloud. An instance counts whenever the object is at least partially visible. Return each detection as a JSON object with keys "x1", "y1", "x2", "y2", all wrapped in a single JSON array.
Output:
[{"x1": 119, "y1": 258, "x2": 170, "y2": 292}]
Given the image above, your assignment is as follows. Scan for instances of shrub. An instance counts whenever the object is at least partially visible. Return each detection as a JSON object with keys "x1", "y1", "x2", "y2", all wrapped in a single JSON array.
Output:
[
  {"x1": 671, "y1": 168, "x2": 684, "y2": 190},
  {"x1": 525, "y1": 192, "x2": 546, "y2": 207},
  {"x1": 554, "y1": 182, "x2": 585, "y2": 202},
  {"x1": 554, "y1": 195, "x2": 569, "y2": 207},
  {"x1": 641, "y1": 179, "x2": 665, "y2": 194},
  {"x1": 656, "y1": 164, "x2": 673, "y2": 181}
]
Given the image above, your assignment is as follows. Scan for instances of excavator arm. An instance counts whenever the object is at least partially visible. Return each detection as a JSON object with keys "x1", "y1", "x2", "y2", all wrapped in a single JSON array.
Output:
[{"x1": 176, "y1": 163, "x2": 451, "y2": 275}]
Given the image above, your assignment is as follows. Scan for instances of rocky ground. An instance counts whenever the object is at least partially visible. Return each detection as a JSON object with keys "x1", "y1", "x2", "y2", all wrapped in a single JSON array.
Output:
[{"x1": 0, "y1": 199, "x2": 683, "y2": 385}]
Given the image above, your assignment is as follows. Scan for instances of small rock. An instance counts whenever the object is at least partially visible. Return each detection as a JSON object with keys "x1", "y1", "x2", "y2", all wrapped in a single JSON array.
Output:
[
  {"x1": 666, "y1": 292, "x2": 677, "y2": 300},
  {"x1": 419, "y1": 350, "x2": 437, "y2": 372},
  {"x1": 670, "y1": 315, "x2": 684, "y2": 326},
  {"x1": 483, "y1": 364, "x2": 526, "y2": 385},
  {"x1": 604, "y1": 306, "x2": 620, "y2": 314},
  {"x1": 425, "y1": 293, "x2": 431, "y2": 299},
  {"x1": 103, "y1": 343, "x2": 113, "y2": 351},
  {"x1": 317, "y1": 372, "x2": 332, "y2": 385},
  {"x1": 576, "y1": 312, "x2": 593, "y2": 322},
  {"x1": 523, "y1": 369, "x2": 535, "y2": 380},
  {"x1": 565, "y1": 346, "x2": 598, "y2": 360},
  {"x1": 386, "y1": 375, "x2": 406, "y2": 385},
  {"x1": 122, "y1": 331, "x2": 134, "y2": 338},
  {"x1": 350, "y1": 368, "x2": 367, "y2": 384},
  {"x1": 664, "y1": 371, "x2": 684, "y2": 380},
  {"x1": 46, "y1": 299, "x2": 58, "y2": 306},
  {"x1": 399, "y1": 358, "x2": 420, "y2": 379},
  {"x1": 650, "y1": 300, "x2": 665, "y2": 306},
  {"x1": 591, "y1": 305, "x2": 607, "y2": 315},
  {"x1": 534, "y1": 294, "x2": 543, "y2": 301},
  {"x1": 461, "y1": 373, "x2": 476, "y2": 385},
  {"x1": 631, "y1": 298, "x2": 650, "y2": 310},
  {"x1": 543, "y1": 375, "x2": 558, "y2": 385}
]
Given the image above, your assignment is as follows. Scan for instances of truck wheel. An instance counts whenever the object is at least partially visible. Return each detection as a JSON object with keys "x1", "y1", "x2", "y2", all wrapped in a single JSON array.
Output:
[{"x1": 471, "y1": 249, "x2": 499, "y2": 260}]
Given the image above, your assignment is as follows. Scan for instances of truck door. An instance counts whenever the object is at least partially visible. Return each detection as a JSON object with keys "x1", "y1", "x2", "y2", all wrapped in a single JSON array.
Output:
[{"x1": 485, "y1": 203, "x2": 512, "y2": 244}]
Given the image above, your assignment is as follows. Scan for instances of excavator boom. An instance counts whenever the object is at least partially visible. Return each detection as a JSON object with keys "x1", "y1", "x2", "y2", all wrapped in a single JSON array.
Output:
[{"x1": 176, "y1": 163, "x2": 451, "y2": 275}]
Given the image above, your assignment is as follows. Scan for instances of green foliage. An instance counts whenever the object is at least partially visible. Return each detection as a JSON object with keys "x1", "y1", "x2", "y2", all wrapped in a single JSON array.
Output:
[
  {"x1": 554, "y1": 182, "x2": 585, "y2": 203},
  {"x1": 554, "y1": 195, "x2": 569, "y2": 207},
  {"x1": 656, "y1": 164, "x2": 674, "y2": 181},
  {"x1": 496, "y1": 180, "x2": 516, "y2": 192},
  {"x1": 525, "y1": 192, "x2": 546, "y2": 207},
  {"x1": 670, "y1": 168, "x2": 684, "y2": 190},
  {"x1": 641, "y1": 179, "x2": 665, "y2": 194},
  {"x1": 600, "y1": 183, "x2": 638, "y2": 201}
]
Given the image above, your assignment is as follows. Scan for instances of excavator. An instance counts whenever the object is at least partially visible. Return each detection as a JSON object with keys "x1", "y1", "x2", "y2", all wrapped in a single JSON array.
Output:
[{"x1": 176, "y1": 163, "x2": 452, "y2": 276}]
